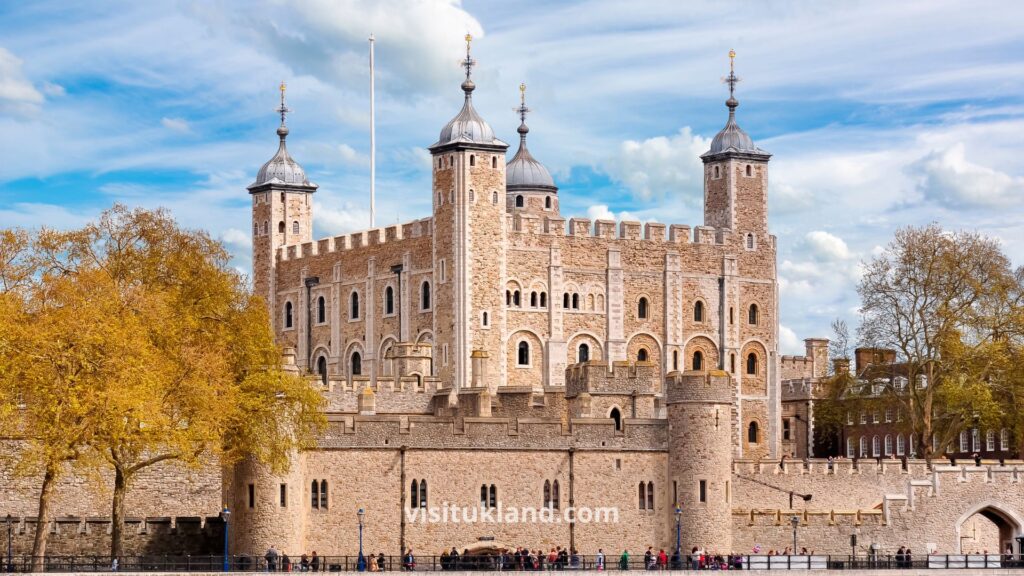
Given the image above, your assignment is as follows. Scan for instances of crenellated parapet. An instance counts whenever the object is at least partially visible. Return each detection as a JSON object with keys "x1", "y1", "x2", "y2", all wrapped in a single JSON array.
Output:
[{"x1": 277, "y1": 217, "x2": 433, "y2": 263}]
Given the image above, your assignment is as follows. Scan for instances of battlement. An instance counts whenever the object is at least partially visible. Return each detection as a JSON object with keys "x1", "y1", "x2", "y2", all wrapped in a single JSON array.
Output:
[
  {"x1": 565, "y1": 360, "x2": 661, "y2": 398},
  {"x1": 505, "y1": 214, "x2": 736, "y2": 245},
  {"x1": 666, "y1": 369, "x2": 734, "y2": 404},
  {"x1": 277, "y1": 217, "x2": 433, "y2": 262},
  {"x1": 733, "y1": 458, "x2": 1024, "y2": 479}
]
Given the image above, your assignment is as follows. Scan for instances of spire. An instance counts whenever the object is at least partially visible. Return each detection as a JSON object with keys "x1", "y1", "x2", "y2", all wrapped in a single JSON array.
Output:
[
  {"x1": 515, "y1": 82, "x2": 530, "y2": 140},
  {"x1": 723, "y1": 49, "x2": 740, "y2": 116},
  {"x1": 275, "y1": 80, "x2": 291, "y2": 140},
  {"x1": 461, "y1": 33, "x2": 476, "y2": 97}
]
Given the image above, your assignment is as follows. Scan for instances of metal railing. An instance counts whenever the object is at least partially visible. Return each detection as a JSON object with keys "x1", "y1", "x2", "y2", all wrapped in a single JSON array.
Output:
[{"x1": 0, "y1": 553, "x2": 1020, "y2": 572}]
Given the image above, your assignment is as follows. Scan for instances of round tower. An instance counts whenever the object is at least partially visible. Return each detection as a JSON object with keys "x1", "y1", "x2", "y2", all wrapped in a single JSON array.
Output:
[
  {"x1": 228, "y1": 452, "x2": 307, "y2": 558},
  {"x1": 666, "y1": 369, "x2": 735, "y2": 554}
]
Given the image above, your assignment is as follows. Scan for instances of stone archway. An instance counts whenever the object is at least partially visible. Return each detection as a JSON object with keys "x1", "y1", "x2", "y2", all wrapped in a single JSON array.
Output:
[{"x1": 955, "y1": 502, "x2": 1024, "y2": 555}]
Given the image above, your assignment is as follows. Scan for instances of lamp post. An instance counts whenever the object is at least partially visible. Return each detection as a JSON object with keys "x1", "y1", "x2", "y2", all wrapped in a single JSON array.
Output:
[
  {"x1": 6, "y1": 514, "x2": 12, "y2": 574},
  {"x1": 220, "y1": 508, "x2": 230, "y2": 572},
  {"x1": 357, "y1": 508, "x2": 366, "y2": 572},
  {"x1": 790, "y1": 516, "x2": 799, "y2": 554},
  {"x1": 674, "y1": 506, "x2": 682, "y2": 556}
]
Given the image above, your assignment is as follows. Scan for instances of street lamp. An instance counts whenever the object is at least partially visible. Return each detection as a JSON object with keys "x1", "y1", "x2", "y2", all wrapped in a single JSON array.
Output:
[
  {"x1": 674, "y1": 506, "x2": 682, "y2": 557},
  {"x1": 357, "y1": 508, "x2": 366, "y2": 572},
  {"x1": 790, "y1": 516, "x2": 799, "y2": 554},
  {"x1": 220, "y1": 508, "x2": 230, "y2": 572}
]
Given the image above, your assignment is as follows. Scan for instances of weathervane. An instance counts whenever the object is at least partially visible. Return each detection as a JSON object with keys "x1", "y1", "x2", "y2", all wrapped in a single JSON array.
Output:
[
  {"x1": 722, "y1": 49, "x2": 740, "y2": 110},
  {"x1": 516, "y1": 83, "x2": 530, "y2": 124},
  {"x1": 276, "y1": 81, "x2": 291, "y2": 127},
  {"x1": 461, "y1": 33, "x2": 476, "y2": 81}
]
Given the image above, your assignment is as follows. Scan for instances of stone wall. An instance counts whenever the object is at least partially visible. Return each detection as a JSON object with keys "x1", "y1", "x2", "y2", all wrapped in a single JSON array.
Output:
[{"x1": 2, "y1": 517, "x2": 223, "y2": 557}]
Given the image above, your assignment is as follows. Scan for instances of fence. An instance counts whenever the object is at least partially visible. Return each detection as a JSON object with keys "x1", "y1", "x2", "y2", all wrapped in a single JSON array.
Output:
[{"x1": 0, "y1": 553, "x2": 1019, "y2": 572}]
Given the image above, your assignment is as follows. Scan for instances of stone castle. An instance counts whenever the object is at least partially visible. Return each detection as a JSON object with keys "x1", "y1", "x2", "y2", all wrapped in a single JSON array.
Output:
[{"x1": 3, "y1": 42, "x2": 1024, "y2": 560}]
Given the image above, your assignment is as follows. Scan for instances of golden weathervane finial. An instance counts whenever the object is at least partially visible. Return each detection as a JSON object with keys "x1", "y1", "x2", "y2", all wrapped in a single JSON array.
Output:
[
  {"x1": 465, "y1": 33, "x2": 473, "y2": 47},
  {"x1": 520, "y1": 82, "x2": 526, "y2": 103},
  {"x1": 280, "y1": 80, "x2": 287, "y2": 94},
  {"x1": 729, "y1": 49, "x2": 736, "y2": 71}
]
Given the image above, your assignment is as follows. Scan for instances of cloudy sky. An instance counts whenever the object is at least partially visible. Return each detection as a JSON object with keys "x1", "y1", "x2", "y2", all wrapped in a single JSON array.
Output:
[{"x1": 3, "y1": 0, "x2": 1023, "y2": 354}]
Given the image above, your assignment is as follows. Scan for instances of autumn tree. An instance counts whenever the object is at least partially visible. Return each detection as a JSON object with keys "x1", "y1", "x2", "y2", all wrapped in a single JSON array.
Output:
[{"x1": 854, "y1": 224, "x2": 1024, "y2": 462}]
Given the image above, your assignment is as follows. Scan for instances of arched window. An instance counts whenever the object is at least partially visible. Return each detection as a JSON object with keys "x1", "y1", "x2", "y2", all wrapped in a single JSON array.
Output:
[
  {"x1": 411, "y1": 479, "x2": 419, "y2": 508},
  {"x1": 492, "y1": 191, "x2": 498, "y2": 204},
  {"x1": 572, "y1": 293, "x2": 579, "y2": 309},
  {"x1": 540, "y1": 292, "x2": 547, "y2": 307},
  {"x1": 578, "y1": 343, "x2": 590, "y2": 363},
  {"x1": 316, "y1": 296, "x2": 326, "y2": 324},
  {"x1": 694, "y1": 301, "x2": 704, "y2": 322},
  {"x1": 748, "y1": 304, "x2": 759, "y2": 325},
  {"x1": 551, "y1": 480, "x2": 559, "y2": 510},
  {"x1": 489, "y1": 485, "x2": 497, "y2": 508},
  {"x1": 530, "y1": 291, "x2": 537, "y2": 307},
  {"x1": 693, "y1": 351, "x2": 704, "y2": 371},
  {"x1": 284, "y1": 301, "x2": 294, "y2": 328},
  {"x1": 972, "y1": 428, "x2": 981, "y2": 452},
  {"x1": 385, "y1": 286, "x2": 394, "y2": 315},
  {"x1": 746, "y1": 353, "x2": 758, "y2": 375},
  {"x1": 637, "y1": 348, "x2": 649, "y2": 362},
  {"x1": 515, "y1": 195, "x2": 524, "y2": 208},
  {"x1": 544, "y1": 480, "x2": 551, "y2": 508},
  {"x1": 263, "y1": 221, "x2": 268, "y2": 234},
  {"x1": 351, "y1": 351, "x2": 362, "y2": 376},
  {"x1": 746, "y1": 165, "x2": 753, "y2": 177},
  {"x1": 610, "y1": 407, "x2": 622, "y2": 431},
  {"x1": 317, "y1": 356, "x2": 328, "y2": 386},
  {"x1": 859, "y1": 436, "x2": 867, "y2": 457},
  {"x1": 647, "y1": 481, "x2": 654, "y2": 510},
  {"x1": 278, "y1": 221, "x2": 285, "y2": 233},
  {"x1": 507, "y1": 290, "x2": 512, "y2": 306},
  {"x1": 563, "y1": 293, "x2": 570, "y2": 309},
  {"x1": 319, "y1": 480, "x2": 328, "y2": 509},
  {"x1": 421, "y1": 281, "x2": 431, "y2": 310},
  {"x1": 1001, "y1": 428, "x2": 1010, "y2": 451},
  {"x1": 871, "y1": 435, "x2": 880, "y2": 457},
  {"x1": 469, "y1": 190, "x2": 474, "y2": 203},
  {"x1": 672, "y1": 350, "x2": 679, "y2": 371},
  {"x1": 959, "y1": 430, "x2": 969, "y2": 452},
  {"x1": 253, "y1": 222, "x2": 259, "y2": 235},
  {"x1": 638, "y1": 482, "x2": 646, "y2": 509},
  {"x1": 292, "y1": 221, "x2": 299, "y2": 235},
  {"x1": 480, "y1": 485, "x2": 488, "y2": 507},
  {"x1": 482, "y1": 311, "x2": 489, "y2": 326},
  {"x1": 517, "y1": 341, "x2": 530, "y2": 366},
  {"x1": 469, "y1": 154, "x2": 476, "y2": 166},
  {"x1": 746, "y1": 234, "x2": 754, "y2": 249},
  {"x1": 884, "y1": 434, "x2": 893, "y2": 456},
  {"x1": 897, "y1": 435, "x2": 906, "y2": 456},
  {"x1": 513, "y1": 290, "x2": 521, "y2": 306},
  {"x1": 638, "y1": 297, "x2": 649, "y2": 319},
  {"x1": 747, "y1": 421, "x2": 759, "y2": 444},
  {"x1": 545, "y1": 196, "x2": 552, "y2": 209},
  {"x1": 311, "y1": 480, "x2": 320, "y2": 509},
  {"x1": 986, "y1": 430, "x2": 996, "y2": 451},
  {"x1": 280, "y1": 192, "x2": 285, "y2": 203},
  {"x1": 846, "y1": 437, "x2": 855, "y2": 458},
  {"x1": 730, "y1": 354, "x2": 736, "y2": 373},
  {"x1": 419, "y1": 479, "x2": 427, "y2": 508}
]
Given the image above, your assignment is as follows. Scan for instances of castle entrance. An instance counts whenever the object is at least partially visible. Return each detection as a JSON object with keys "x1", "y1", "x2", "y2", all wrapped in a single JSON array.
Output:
[{"x1": 955, "y1": 502, "x2": 1024, "y2": 555}]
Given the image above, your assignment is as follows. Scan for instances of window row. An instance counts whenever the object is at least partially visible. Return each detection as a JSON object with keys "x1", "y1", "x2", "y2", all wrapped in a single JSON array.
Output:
[
  {"x1": 638, "y1": 481, "x2": 655, "y2": 510},
  {"x1": 507, "y1": 290, "x2": 547, "y2": 308},
  {"x1": 311, "y1": 480, "x2": 329, "y2": 509},
  {"x1": 513, "y1": 195, "x2": 554, "y2": 209},
  {"x1": 284, "y1": 282, "x2": 432, "y2": 329},
  {"x1": 711, "y1": 164, "x2": 757, "y2": 178},
  {"x1": 410, "y1": 479, "x2": 428, "y2": 509},
  {"x1": 958, "y1": 428, "x2": 1011, "y2": 453},
  {"x1": 849, "y1": 407, "x2": 903, "y2": 426},
  {"x1": 436, "y1": 154, "x2": 500, "y2": 170}
]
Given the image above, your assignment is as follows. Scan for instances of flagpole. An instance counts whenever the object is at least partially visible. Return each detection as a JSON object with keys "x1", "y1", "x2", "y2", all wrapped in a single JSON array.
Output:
[{"x1": 369, "y1": 33, "x2": 376, "y2": 229}]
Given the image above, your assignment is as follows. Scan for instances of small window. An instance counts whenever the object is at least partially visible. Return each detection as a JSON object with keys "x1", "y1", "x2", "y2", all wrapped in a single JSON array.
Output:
[
  {"x1": 385, "y1": 286, "x2": 395, "y2": 315},
  {"x1": 517, "y1": 341, "x2": 530, "y2": 366},
  {"x1": 746, "y1": 352, "x2": 758, "y2": 375},
  {"x1": 515, "y1": 195, "x2": 524, "y2": 208},
  {"x1": 545, "y1": 196, "x2": 552, "y2": 209},
  {"x1": 280, "y1": 483, "x2": 287, "y2": 507},
  {"x1": 513, "y1": 290, "x2": 521, "y2": 306},
  {"x1": 292, "y1": 221, "x2": 299, "y2": 235},
  {"x1": 713, "y1": 166, "x2": 720, "y2": 178},
  {"x1": 411, "y1": 480, "x2": 419, "y2": 508},
  {"x1": 311, "y1": 480, "x2": 320, "y2": 509},
  {"x1": 492, "y1": 191, "x2": 498, "y2": 204},
  {"x1": 972, "y1": 428, "x2": 980, "y2": 452},
  {"x1": 672, "y1": 350, "x2": 679, "y2": 371},
  {"x1": 530, "y1": 291, "x2": 538, "y2": 307},
  {"x1": 319, "y1": 480, "x2": 328, "y2": 509},
  {"x1": 872, "y1": 435, "x2": 880, "y2": 457},
  {"x1": 419, "y1": 479, "x2": 427, "y2": 508},
  {"x1": 746, "y1": 234, "x2": 754, "y2": 249},
  {"x1": 280, "y1": 192, "x2": 285, "y2": 203},
  {"x1": 860, "y1": 411, "x2": 867, "y2": 424},
  {"x1": 350, "y1": 292, "x2": 360, "y2": 319},
  {"x1": 693, "y1": 351, "x2": 704, "y2": 371},
  {"x1": 351, "y1": 352, "x2": 362, "y2": 376},
  {"x1": 317, "y1": 296, "x2": 326, "y2": 324},
  {"x1": 482, "y1": 311, "x2": 489, "y2": 327},
  {"x1": 647, "y1": 481, "x2": 654, "y2": 510},
  {"x1": 253, "y1": 222, "x2": 259, "y2": 235},
  {"x1": 421, "y1": 281, "x2": 431, "y2": 310},
  {"x1": 859, "y1": 436, "x2": 868, "y2": 457},
  {"x1": 897, "y1": 435, "x2": 906, "y2": 456},
  {"x1": 746, "y1": 165, "x2": 753, "y2": 177},
  {"x1": 748, "y1": 304, "x2": 759, "y2": 325},
  {"x1": 540, "y1": 292, "x2": 547, "y2": 307},
  {"x1": 492, "y1": 157, "x2": 497, "y2": 169},
  {"x1": 884, "y1": 435, "x2": 893, "y2": 456},
  {"x1": 610, "y1": 407, "x2": 622, "y2": 431},
  {"x1": 959, "y1": 431, "x2": 969, "y2": 453},
  {"x1": 248, "y1": 484, "x2": 255, "y2": 508},
  {"x1": 440, "y1": 260, "x2": 446, "y2": 283},
  {"x1": 469, "y1": 190, "x2": 475, "y2": 203},
  {"x1": 507, "y1": 290, "x2": 512, "y2": 306},
  {"x1": 316, "y1": 356, "x2": 328, "y2": 386},
  {"x1": 730, "y1": 354, "x2": 735, "y2": 373},
  {"x1": 699, "y1": 480, "x2": 707, "y2": 503},
  {"x1": 572, "y1": 293, "x2": 579, "y2": 309},
  {"x1": 885, "y1": 407, "x2": 893, "y2": 423},
  {"x1": 730, "y1": 307, "x2": 734, "y2": 324},
  {"x1": 782, "y1": 419, "x2": 791, "y2": 440},
  {"x1": 552, "y1": 480, "x2": 559, "y2": 510},
  {"x1": 1001, "y1": 429, "x2": 1010, "y2": 451},
  {"x1": 563, "y1": 293, "x2": 570, "y2": 309},
  {"x1": 489, "y1": 485, "x2": 497, "y2": 508},
  {"x1": 638, "y1": 297, "x2": 649, "y2": 319},
  {"x1": 544, "y1": 480, "x2": 551, "y2": 509},
  {"x1": 747, "y1": 421, "x2": 759, "y2": 444},
  {"x1": 284, "y1": 301, "x2": 294, "y2": 328},
  {"x1": 578, "y1": 343, "x2": 590, "y2": 363},
  {"x1": 637, "y1": 348, "x2": 649, "y2": 362},
  {"x1": 278, "y1": 221, "x2": 285, "y2": 233},
  {"x1": 638, "y1": 482, "x2": 646, "y2": 509},
  {"x1": 694, "y1": 301, "x2": 705, "y2": 322},
  {"x1": 470, "y1": 155, "x2": 476, "y2": 167}
]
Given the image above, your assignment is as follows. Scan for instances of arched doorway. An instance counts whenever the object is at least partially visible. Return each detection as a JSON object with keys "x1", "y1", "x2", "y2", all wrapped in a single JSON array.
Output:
[{"x1": 955, "y1": 502, "x2": 1024, "y2": 555}]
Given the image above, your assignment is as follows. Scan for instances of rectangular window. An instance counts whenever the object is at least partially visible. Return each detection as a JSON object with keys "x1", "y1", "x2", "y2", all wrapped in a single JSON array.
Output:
[
  {"x1": 698, "y1": 480, "x2": 707, "y2": 503},
  {"x1": 860, "y1": 412, "x2": 867, "y2": 424},
  {"x1": 280, "y1": 484, "x2": 287, "y2": 507},
  {"x1": 615, "y1": 459, "x2": 621, "y2": 471},
  {"x1": 248, "y1": 484, "x2": 255, "y2": 509},
  {"x1": 972, "y1": 428, "x2": 980, "y2": 452},
  {"x1": 872, "y1": 410, "x2": 879, "y2": 424},
  {"x1": 846, "y1": 411, "x2": 853, "y2": 425},
  {"x1": 782, "y1": 419, "x2": 792, "y2": 441},
  {"x1": 440, "y1": 259, "x2": 447, "y2": 283},
  {"x1": 443, "y1": 344, "x2": 449, "y2": 367},
  {"x1": 673, "y1": 481, "x2": 678, "y2": 506},
  {"x1": 885, "y1": 407, "x2": 892, "y2": 423}
]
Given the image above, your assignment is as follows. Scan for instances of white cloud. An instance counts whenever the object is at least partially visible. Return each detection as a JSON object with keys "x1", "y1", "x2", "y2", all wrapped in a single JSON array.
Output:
[
  {"x1": 0, "y1": 47, "x2": 43, "y2": 113},
  {"x1": 604, "y1": 127, "x2": 709, "y2": 201},
  {"x1": 587, "y1": 204, "x2": 615, "y2": 221},
  {"x1": 805, "y1": 230, "x2": 854, "y2": 262},
  {"x1": 220, "y1": 227, "x2": 252, "y2": 250},
  {"x1": 779, "y1": 324, "x2": 803, "y2": 356},
  {"x1": 160, "y1": 116, "x2": 191, "y2": 134},
  {"x1": 909, "y1": 142, "x2": 1024, "y2": 208},
  {"x1": 338, "y1": 143, "x2": 369, "y2": 166}
]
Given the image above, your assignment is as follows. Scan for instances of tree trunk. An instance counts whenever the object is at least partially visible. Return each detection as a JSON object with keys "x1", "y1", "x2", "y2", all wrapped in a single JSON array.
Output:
[
  {"x1": 29, "y1": 465, "x2": 57, "y2": 573},
  {"x1": 110, "y1": 466, "x2": 128, "y2": 562}
]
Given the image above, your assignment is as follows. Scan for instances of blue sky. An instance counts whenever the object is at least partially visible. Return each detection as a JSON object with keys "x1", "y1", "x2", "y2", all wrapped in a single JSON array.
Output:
[{"x1": 2, "y1": 0, "x2": 1024, "y2": 354}]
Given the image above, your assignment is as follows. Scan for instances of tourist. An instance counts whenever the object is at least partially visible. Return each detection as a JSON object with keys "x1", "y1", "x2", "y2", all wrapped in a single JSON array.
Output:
[
  {"x1": 403, "y1": 549, "x2": 415, "y2": 571},
  {"x1": 690, "y1": 547, "x2": 700, "y2": 570},
  {"x1": 596, "y1": 549, "x2": 605, "y2": 571},
  {"x1": 282, "y1": 553, "x2": 291, "y2": 572},
  {"x1": 973, "y1": 453, "x2": 982, "y2": 466},
  {"x1": 379, "y1": 552, "x2": 387, "y2": 571},
  {"x1": 669, "y1": 548, "x2": 681, "y2": 570},
  {"x1": 558, "y1": 546, "x2": 569, "y2": 570},
  {"x1": 310, "y1": 552, "x2": 320, "y2": 572},
  {"x1": 368, "y1": 554, "x2": 378, "y2": 572},
  {"x1": 619, "y1": 550, "x2": 630, "y2": 571},
  {"x1": 656, "y1": 549, "x2": 667, "y2": 570},
  {"x1": 570, "y1": 549, "x2": 580, "y2": 570},
  {"x1": 300, "y1": 554, "x2": 309, "y2": 572},
  {"x1": 266, "y1": 545, "x2": 280, "y2": 572},
  {"x1": 643, "y1": 547, "x2": 653, "y2": 570}
]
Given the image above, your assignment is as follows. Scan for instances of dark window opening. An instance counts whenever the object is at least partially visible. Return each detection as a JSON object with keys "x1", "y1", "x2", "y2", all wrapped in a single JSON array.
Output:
[
  {"x1": 280, "y1": 483, "x2": 287, "y2": 507},
  {"x1": 638, "y1": 297, "x2": 649, "y2": 319},
  {"x1": 317, "y1": 356, "x2": 328, "y2": 386},
  {"x1": 693, "y1": 351, "x2": 704, "y2": 371},
  {"x1": 351, "y1": 292, "x2": 360, "y2": 319},
  {"x1": 699, "y1": 480, "x2": 707, "y2": 503},
  {"x1": 285, "y1": 302, "x2": 293, "y2": 328},
  {"x1": 317, "y1": 296, "x2": 326, "y2": 324},
  {"x1": 248, "y1": 484, "x2": 255, "y2": 508},
  {"x1": 748, "y1": 422, "x2": 759, "y2": 444},
  {"x1": 517, "y1": 341, "x2": 530, "y2": 366},
  {"x1": 579, "y1": 343, "x2": 590, "y2": 363},
  {"x1": 746, "y1": 353, "x2": 758, "y2": 375},
  {"x1": 748, "y1": 304, "x2": 759, "y2": 325},
  {"x1": 351, "y1": 352, "x2": 362, "y2": 376},
  {"x1": 637, "y1": 348, "x2": 649, "y2": 362},
  {"x1": 515, "y1": 195, "x2": 524, "y2": 208},
  {"x1": 385, "y1": 286, "x2": 394, "y2": 315},
  {"x1": 694, "y1": 301, "x2": 704, "y2": 322},
  {"x1": 610, "y1": 407, "x2": 623, "y2": 431},
  {"x1": 421, "y1": 282, "x2": 431, "y2": 310}
]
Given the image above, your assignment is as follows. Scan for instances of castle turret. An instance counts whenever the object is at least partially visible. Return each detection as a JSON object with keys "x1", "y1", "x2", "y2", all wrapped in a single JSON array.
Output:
[
  {"x1": 428, "y1": 35, "x2": 509, "y2": 391},
  {"x1": 506, "y1": 83, "x2": 559, "y2": 217},
  {"x1": 249, "y1": 83, "x2": 317, "y2": 334},
  {"x1": 666, "y1": 370, "x2": 735, "y2": 554}
]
